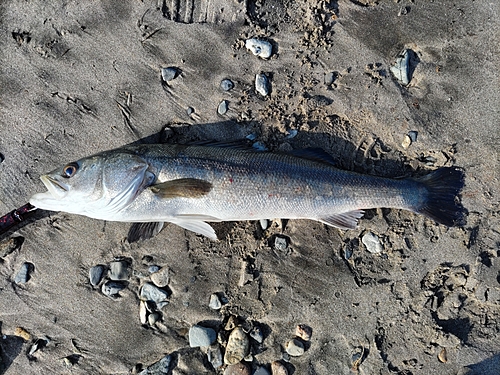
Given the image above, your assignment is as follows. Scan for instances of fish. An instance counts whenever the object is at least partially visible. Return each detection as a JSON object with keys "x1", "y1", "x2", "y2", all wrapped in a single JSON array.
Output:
[{"x1": 29, "y1": 143, "x2": 466, "y2": 240}]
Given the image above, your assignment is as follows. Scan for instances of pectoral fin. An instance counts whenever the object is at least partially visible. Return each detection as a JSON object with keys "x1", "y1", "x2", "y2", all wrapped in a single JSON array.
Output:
[
  {"x1": 150, "y1": 178, "x2": 213, "y2": 198},
  {"x1": 319, "y1": 210, "x2": 365, "y2": 230},
  {"x1": 171, "y1": 219, "x2": 218, "y2": 240}
]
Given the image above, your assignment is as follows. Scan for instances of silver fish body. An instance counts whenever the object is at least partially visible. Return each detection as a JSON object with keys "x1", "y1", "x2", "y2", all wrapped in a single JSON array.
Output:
[{"x1": 29, "y1": 144, "x2": 466, "y2": 240}]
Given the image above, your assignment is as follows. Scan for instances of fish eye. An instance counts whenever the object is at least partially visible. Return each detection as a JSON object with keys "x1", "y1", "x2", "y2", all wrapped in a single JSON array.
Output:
[{"x1": 62, "y1": 163, "x2": 79, "y2": 178}]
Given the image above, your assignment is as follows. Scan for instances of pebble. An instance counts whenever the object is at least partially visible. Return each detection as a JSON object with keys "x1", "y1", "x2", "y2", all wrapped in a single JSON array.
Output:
[
  {"x1": 271, "y1": 361, "x2": 288, "y2": 375},
  {"x1": 148, "y1": 312, "x2": 161, "y2": 326},
  {"x1": 108, "y1": 260, "x2": 130, "y2": 281},
  {"x1": 140, "y1": 282, "x2": 169, "y2": 304},
  {"x1": 14, "y1": 262, "x2": 34, "y2": 284},
  {"x1": 150, "y1": 267, "x2": 169, "y2": 288},
  {"x1": 255, "y1": 73, "x2": 270, "y2": 97},
  {"x1": 274, "y1": 236, "x2": 288, "y2": 251},
  {"x1": 285, "y1": 129, "x2": 298, "y2": 139},
  {"x1": 254, "y1": 366, "x2": 271, "y2": 375},
  {"x1": 207, "y1": 344, "x2": 223, "y2": 369},
  {"x1": 209, "y1": 293, "x2": 222, "y2": 310},
  {"x1": 189, "y1": 325, "x2": 216, "y2": 347},
  {"x1": 401, "y1": 134, "x2": 412, "y2": 149},
  {"x1": 285, "y1": 338, "x2": 305, "y2": 357},
  {"x1": 259, "y1": 219, "x2": 269, "y2": 230},
  {"x1": 361, "y1": 232, "x2": 383, "y2": 254},
  {"x1": 139, "y1": 301, "x2": 148, "y2": 324},
  {"x1": 252, "y1": 141, "x2": 268, "y2": 151},
  {"x1": 161, "y1": 67, "x2": 179, "y2": 82},
  {"x1": 14, "y1": 327, "x2": 31, "y2": 341},
  {"x1": 224, "y1": 327, "x2": 250, "y2": 365},
  {"x1": 218, "y1": 100, "x2": 229, "y2": 115},
  {"x1": 0, "y1": 237, "x2": 23, "y2": 258},
  {"x1": 220, "y1": 79, "x2": 234, "y2": 91},
  {"x1": 89, "y1": 265, "x2": 106, "y2": 287},
  {"x1": 101, "y1": 280, "x2": 127, "y2": 297},
  {"x1": 408, "y1": 130, "x2": 418, "y2": 142},
  {"x1": 225, "y1": 315, "x2": 239, "y2": 331},
  {"x1": 224, "y1": 362, "x2": 250, "y2": 375},
  {"x1": 148, "y1": 265, "x2": 160, "y2": 273},
  {"x1": 390, "y1": 49, "x2": 410, "y2": 85},
  {"x1": 186, "y1": 107, "x2": 195, "y2": 115},
  {"x1": 139, "y1": 355, "x2": 172, "y2": 375},
  {"x1": 245, "y1": 38, "x2": 273, "y2": 59},
  {"x1": 324, "y1": 71, "x2": 339, "y2": 86},
  {"x1": 249, "y1": 326, "x2": 264, "y2": 344},
  {"x1": 295, "y1": 324, "x2": 312, "y2": 341}
]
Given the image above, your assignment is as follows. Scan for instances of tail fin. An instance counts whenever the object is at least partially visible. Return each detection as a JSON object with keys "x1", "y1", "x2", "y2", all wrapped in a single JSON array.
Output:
[{"x1": 414, "y1": 167, "x2": 466, "y2": 227}]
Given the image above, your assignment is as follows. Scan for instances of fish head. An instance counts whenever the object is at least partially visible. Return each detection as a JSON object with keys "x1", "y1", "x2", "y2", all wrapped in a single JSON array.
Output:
[{"x1": 29, "y1": 151, "x2": 153, "y2": 218}]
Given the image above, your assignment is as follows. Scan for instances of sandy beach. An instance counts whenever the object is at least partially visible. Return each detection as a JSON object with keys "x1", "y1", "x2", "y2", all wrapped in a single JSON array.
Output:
[{"x1": 0, "y1": 0, "x2": 499, "y2": 374}]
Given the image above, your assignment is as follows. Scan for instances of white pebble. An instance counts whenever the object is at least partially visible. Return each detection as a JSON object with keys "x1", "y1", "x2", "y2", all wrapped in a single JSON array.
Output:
[
  {"x1": 217, "y1": 100, "x2": 228, "y2": 115},
  {"x1": 151, "y1": 267, "x2": 169, "y2": 288},
  {"x1": 274, "y1": 236, "x2": 288, "y2": 251},
  {"x1": 245, "y1": 38, "x2": 273, "y2": 59},
  {"x1": 255, "y1": 73, "x2": 270, "y2": 96},
  {"x1": 285, "y1": 338, "x2": 305, "y2": 357},
  {"x1": 362, "y1": 232, "x2": 383, "y2": 254},
  {"x1": 209, "y1": 293, "x2": 222, "y2": 310},
  {"x1": 139, "y1": 301, "x2": 148, "y2": 324}
]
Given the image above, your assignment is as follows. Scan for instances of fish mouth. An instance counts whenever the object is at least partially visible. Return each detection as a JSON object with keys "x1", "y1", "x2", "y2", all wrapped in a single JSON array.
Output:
[{"x1": 40, "y1": 175, "x2": 70, "y2": 199}]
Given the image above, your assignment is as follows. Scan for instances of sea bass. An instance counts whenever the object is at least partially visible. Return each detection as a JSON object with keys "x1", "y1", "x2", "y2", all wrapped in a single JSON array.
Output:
[{"x1": 29, "y1": 143, "x2": 466, "y2": 240}]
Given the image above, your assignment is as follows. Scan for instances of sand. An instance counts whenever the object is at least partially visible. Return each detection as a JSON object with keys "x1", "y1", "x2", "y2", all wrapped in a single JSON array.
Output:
[{"x1": 0, "y1": 0, "x2": 499, "y2": 374}]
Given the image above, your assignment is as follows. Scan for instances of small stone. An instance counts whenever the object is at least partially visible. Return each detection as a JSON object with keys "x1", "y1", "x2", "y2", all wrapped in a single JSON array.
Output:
[
  {"x1": 259, "y1": 219, "x2": 269, "y2": 230},
  {"x1": 140, "y1": 282, "x2": 169, "y2": 304},
  {"x1": 249, "y1": 326, "x2": 263, "y2": 344},
  {"x1": 108, "y1": 260, "x2": 130, "y2": 281},
  {"x1": 148, "y1": 265, "x2": 160, "y2": 273},
  {"x1": 207, "y1": 344, "x2": 223, "y2": 369},
  {"x1": 285, "y1": 338, "x2": 305, "y2": 357},
  {"x1": 274, "y1": 236, "x2": 288, "y2": 251},
  {"x1": 89, "y1": 265, "x2": 106, "y2": 287},
  {"x1": 101, "y1": 280, "x2": 127, "y2": 297},
  {"x1": 401, "y1": 134, "x2": 412, "y2": 149},
  {"x1": 186, "y1": 107, "x2": 195, "y2": 115},
  {"x1": 438, "y1": 347, "x2": 448, "y2": 363},
  {"x1": 151, "y1": 267, "x2": 169, "y2": 288},
  {"x1": 218, "y1": 100, "x2": 229, "y2": 115},
  {"x1": 224, "y1": 362, "x2": 250, "y2": 375},
  {"x1": 224, "y1": 327, "x2": 250, "y2": 365},
  {"x1": 361, "y1": 232, "x2": 383, "y2": 254},
  {"x1": 189, "y1": 325, "x2": 216, "y2": 347},
  {"x1": 144, "y1": 355, "x2": 172, "y2": 374},
  {"x1": 255, "y1": 73, "x2": 269, "y2": 97},
  {"x1": 161, "y1": 67, "x2": 179, "y2": 82},
  {"x1": 271, "y1": 361, "x2": 288, "y2": 375},
  {"x1": 225, "y1": 315, "x2": 238, "y2": 331},
  {"x1": 254, "y1": 366, "x2": 271, "y2": 375},
  {"x1": 245, "y1": 38, "x2": 272, "y2": 59},
  {"x1": 390, "y1": 49, "x2": 412, "y2": 85},
  {"x1": 139, "y1": 301, "x2": 148, "y2": 324},
  {"x1": 148, "y1": 312, "x2": 161, "y2": 326},
  {"x1": 0, "y1": 237, "x2": 23, "y2": 258},
  {"x1": 14, "y1": 327, "x2": 31, "y2": 341},
  {"x1": 220, "y1": 79, "x2": 234, "y2": 91},
  {"x1": 295, "y1": 324, "x2": 312, "y2": 341},
  {"x1": 209, "y1": 293, "x2": 222, "y2": 310},
  {"x1": 14, "y1": 262, "x2": 34, "y2": 284},
  {"x1": 238, "y1": 260, "x2": 254, "y2": 286}
]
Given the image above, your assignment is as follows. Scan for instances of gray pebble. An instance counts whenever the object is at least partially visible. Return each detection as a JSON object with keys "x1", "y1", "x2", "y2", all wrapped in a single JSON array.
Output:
[
  {"x1": 101, "y1": 280, "x2": 126, "y2": 297},
  {"x1": 89, "y1": 265, "x2": 105, "y2": 287},
  {"x1": 186, "y1": 107, "x2": 195, "y2": 115},
  {"x1": 408, "y1": 130, "x2": 418, "y2": 142},
  {"x1": 217, "y1": 100, "x2": 229, "y2": 115},
  {"x1": 209, "y1": 293, "x2": 222, "y2": 310},
  {"x1": 255, "y1": 73, "x2": 269, "y2": 97},
  {"x1": 148, "y1": 265, "x2": 160, "y2": 274},
  {"x1": 140, "y1": 282, "x2": 169, "y2": 304},
  {"x1": 274, "y1": 236, "x2": 288, "y2": 251},
  {"x1": 220, "y1": 79, "x2": 234, "y2": 91},
  {"x1": 14, "y1": 262, "x2": 34, "y2": 284},
  {"x1": 161, "y1": 67, "x2": 179, "y2": 82},
  {"x1": 362, "y1": 232, "x2": 383, "y2": 254},
  {"x1": 150, "y1": 267, "x2": 169, "y2": 288},
  {"x1": 390, "y1": 49, "x2": 411, "y2": 85},
  {"x1": 148, "y1": 312, "x2": 161, "y2": 326},
  {"x1": 245, "y1": 38, "x2": 273, "y2": 59},
  {"x1": 224, "y1": 327, "x2": 250, "y2": 365},
  {"x1": 249, "y1": 326, "x2": 264, "y2": 344},
  {"x1": 285, "y1": 338, "x2": 305, "y2": 357},
  {"x1": 108, "y1": 260, "x2": 130, "y2": 281},
  {"x1": 254, "y1": 366, "x2": 271, "y2": 375},
  {"x1": 189, "y1": 325, "x2": 216, "y2": 347},
  {"x1": 207, "y1": 344, "x2": 223, "y2": 369},
  {"x1": 139, "y1": 355, "x2": 172, "y2": 375}
]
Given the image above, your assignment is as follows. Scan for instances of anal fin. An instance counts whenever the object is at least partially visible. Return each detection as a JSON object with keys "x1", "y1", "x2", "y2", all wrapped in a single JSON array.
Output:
[
  {"x1": 170, "y1": 219, "x2": 218, "y2": 240},
  {"x1": 319, "y1": 210, "x2": 365, "y2": 230}
]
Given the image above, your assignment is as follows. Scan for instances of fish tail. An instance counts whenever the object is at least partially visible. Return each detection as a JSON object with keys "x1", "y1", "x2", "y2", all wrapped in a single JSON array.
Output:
[{"x1": 413, "y1": 167, "x2": 466, "y2": 227}]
